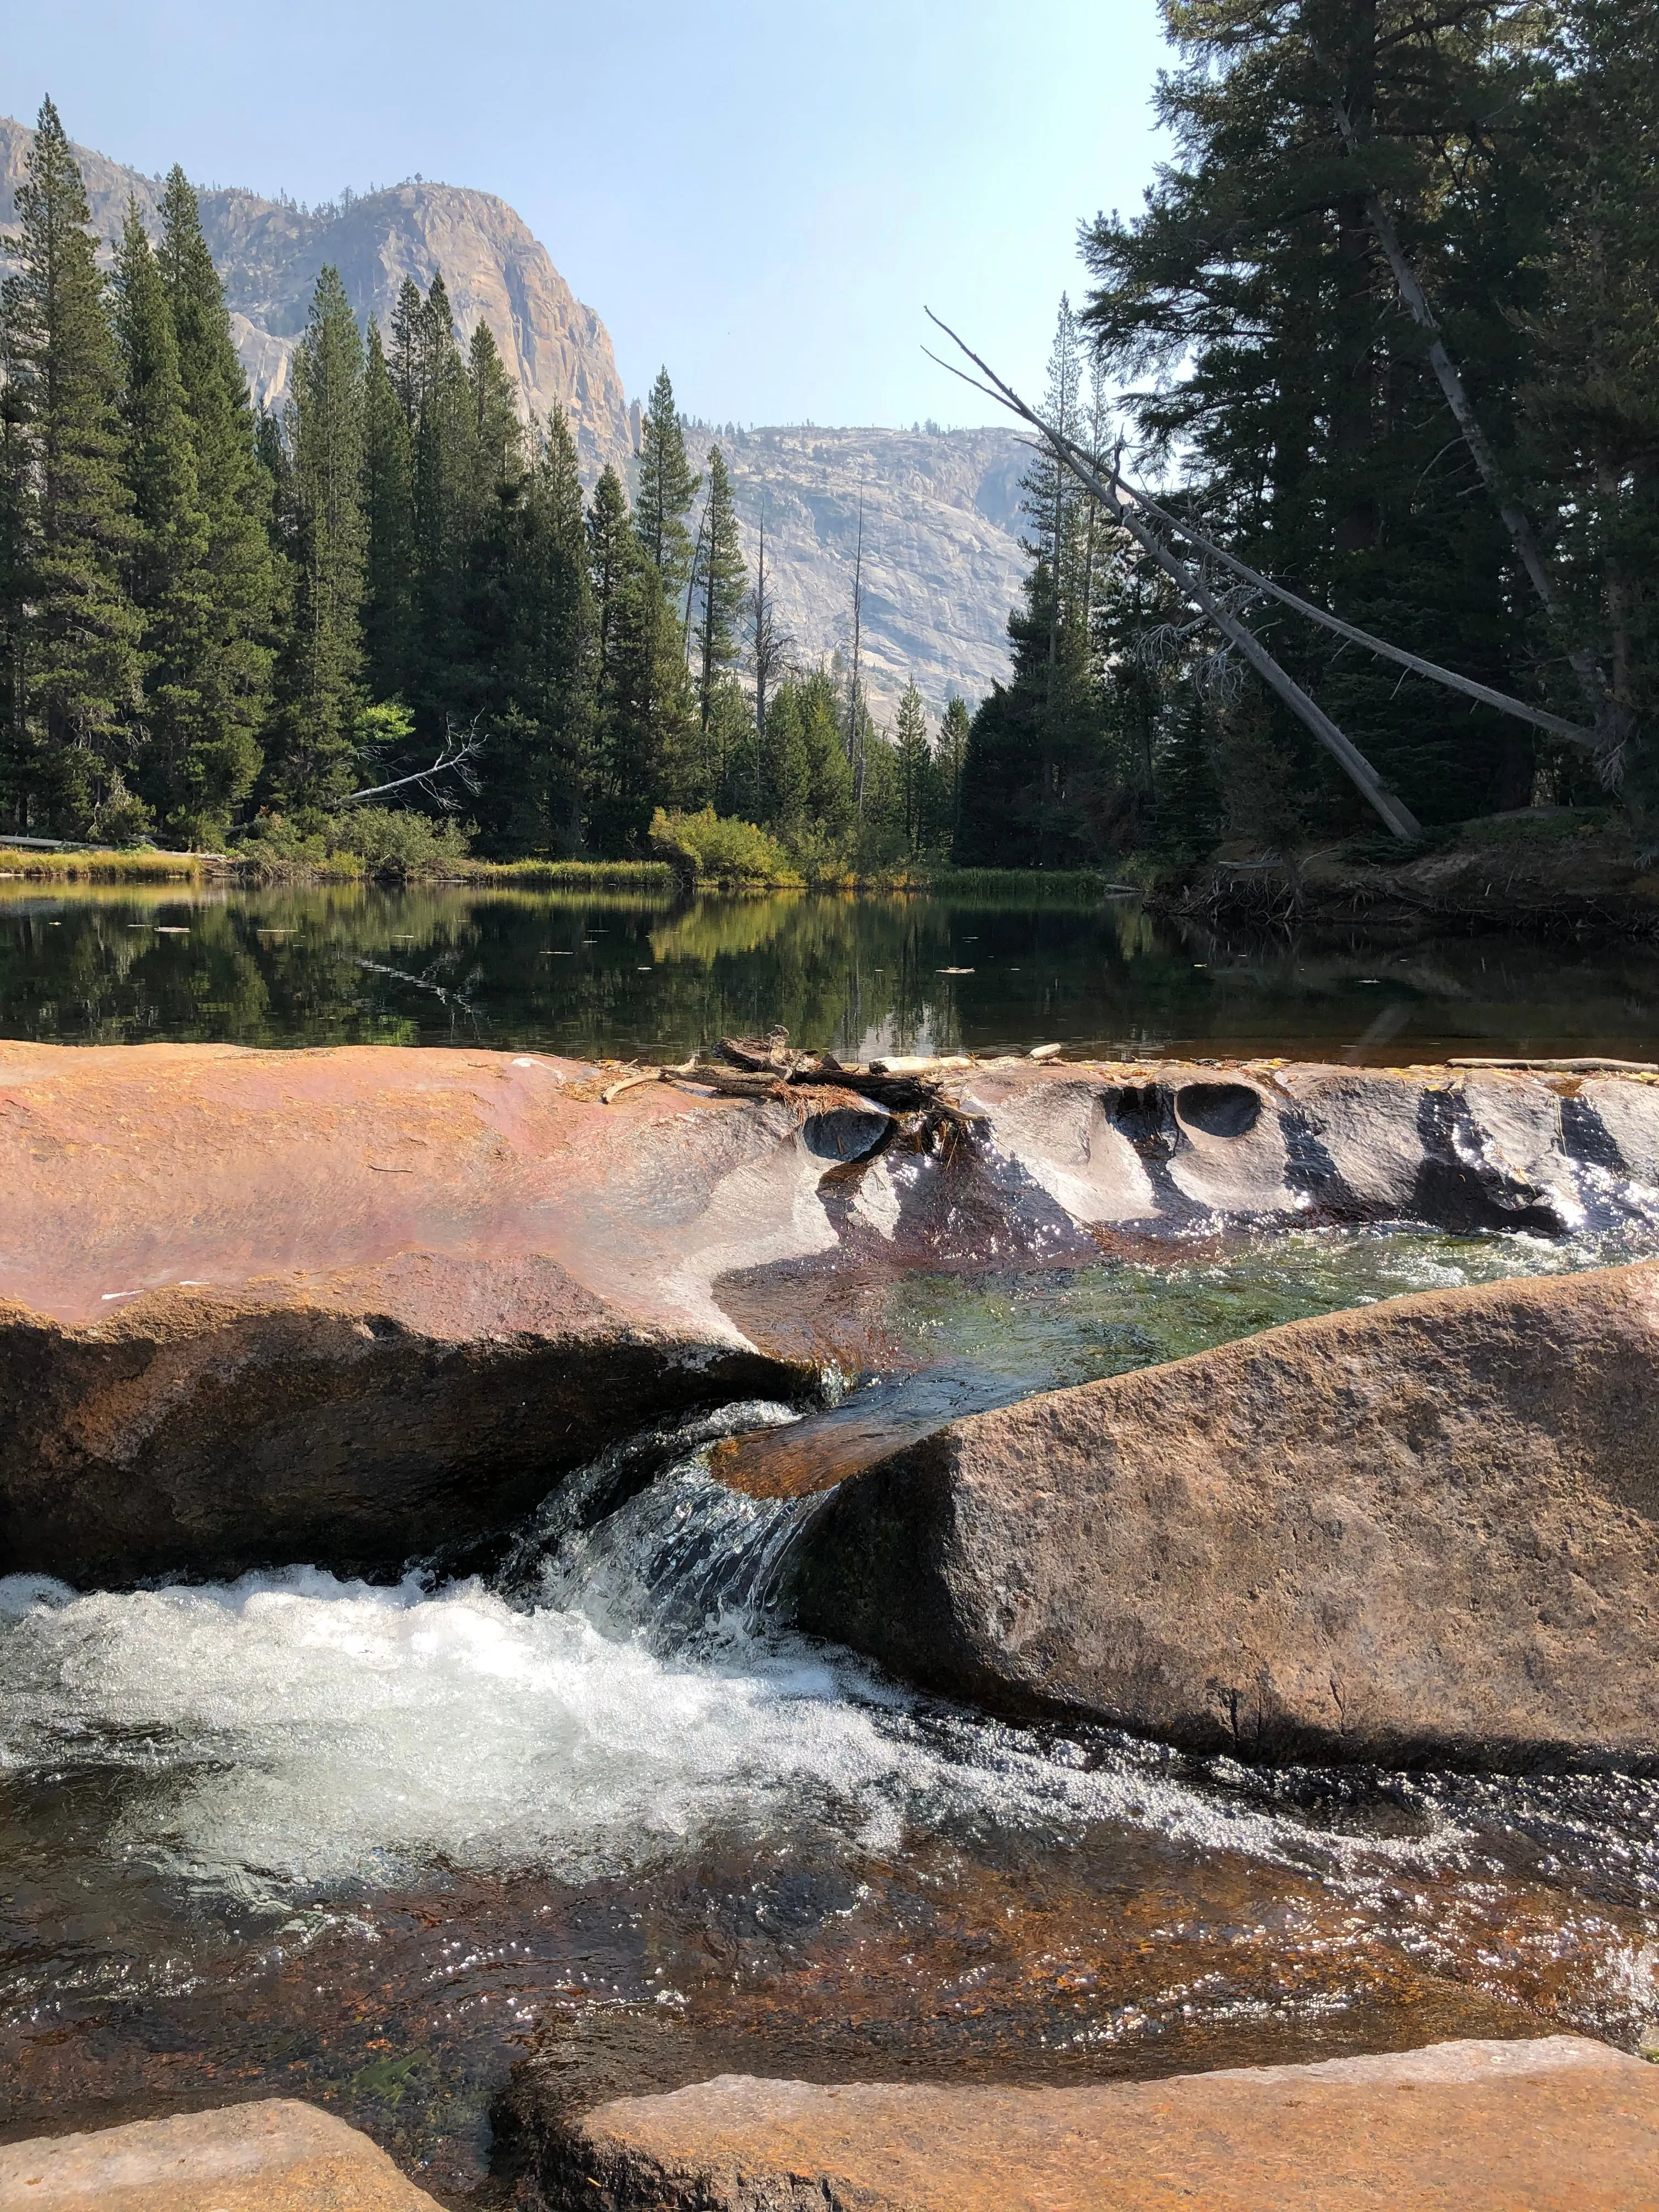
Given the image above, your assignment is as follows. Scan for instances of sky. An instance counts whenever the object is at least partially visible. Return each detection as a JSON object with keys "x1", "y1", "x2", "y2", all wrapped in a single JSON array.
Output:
[{"x1": 5, "y1": 1, "x2": 1174, "y2": 428}]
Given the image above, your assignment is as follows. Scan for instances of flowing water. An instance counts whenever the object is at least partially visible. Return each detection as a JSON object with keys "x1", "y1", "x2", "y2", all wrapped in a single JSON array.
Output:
[
  {"x1": 5, "y1": 886, "x2": 1659, "y2": 2201},
  {"x1": 5, "y1": 1227, "x2": 1659, "y2": 2203},
  {"x1": 5, "y1": 881, "x2": 1659, "y2": 1062}
]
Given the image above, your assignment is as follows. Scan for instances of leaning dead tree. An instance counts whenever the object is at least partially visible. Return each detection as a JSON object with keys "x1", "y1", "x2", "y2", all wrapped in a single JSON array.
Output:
[
  {"x1": 346, "y1": 721, "x2": 486, "y2": 806},
  {"x1": 1331, "y1": 101, "x2": 1621, "y2": 766},
  {"x1": 924, "y1": 309, "x2": 1607, "y2": 841}
]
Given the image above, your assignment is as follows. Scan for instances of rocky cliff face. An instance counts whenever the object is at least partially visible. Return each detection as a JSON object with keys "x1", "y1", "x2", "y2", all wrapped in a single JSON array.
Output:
[
  {"x1": 0, "y1": 115, "x2": 634, "y2": 480},
  {"x1": 0, "y1": 115, "x2": 1026, "y2": 718},
  {"x1": 689, "y1": 424, "x2": 1028, "y2": 720}
]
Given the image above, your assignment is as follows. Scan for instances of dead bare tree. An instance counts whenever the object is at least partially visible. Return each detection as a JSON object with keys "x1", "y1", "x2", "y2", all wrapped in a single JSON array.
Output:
[
  {"x1": 345, "y1": 721, "x2": 486, "y2": 807},
  {"x1": 924, "y1": 313, "x2": 1423, "y2": 839},
  {"x1": 924, "y1": 304, "x2": 1613, "y2": 831}
]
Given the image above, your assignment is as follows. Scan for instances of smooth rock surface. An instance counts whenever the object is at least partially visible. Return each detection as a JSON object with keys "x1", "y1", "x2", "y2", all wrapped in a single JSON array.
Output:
[
  {"x1": 0, "y1": 1042, "x2": 818, "y2": 1583},
  {"x1": 789, "y1": 1260, "x2": 1659, "y2": 1765},
  {"x1": 540, "y1": 2036, "x2": 1659, "y2": 2211},
  {"x1": 6, "y1": 1040, "x2": 1659, "y2": 1586},
  {"x1": 0, "y1": 2098, "x2": 443, "y2": 2210}
]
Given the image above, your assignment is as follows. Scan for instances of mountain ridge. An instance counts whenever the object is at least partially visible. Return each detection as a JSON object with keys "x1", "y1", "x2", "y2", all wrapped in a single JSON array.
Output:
[{"x1": 0, "y1": 112, "x2": 1027, "y2": 720}]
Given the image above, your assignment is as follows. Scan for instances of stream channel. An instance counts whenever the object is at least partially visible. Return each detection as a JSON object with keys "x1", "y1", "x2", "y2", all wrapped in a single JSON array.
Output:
[{"x1": 4, "y1": 887, "x2": 1659, "y2": 2204}]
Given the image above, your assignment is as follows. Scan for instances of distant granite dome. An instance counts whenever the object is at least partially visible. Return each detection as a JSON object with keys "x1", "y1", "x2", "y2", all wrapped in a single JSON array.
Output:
[
  {"x1": 0, "y1": 115, "x2": 634, "y2": 479},
  {"x1": 0, "y1": 114, "x2": 1027, "y2": 719}
]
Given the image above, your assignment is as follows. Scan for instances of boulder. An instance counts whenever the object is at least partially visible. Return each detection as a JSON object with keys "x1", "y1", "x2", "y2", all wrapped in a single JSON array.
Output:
[
  {"x1": 535, "y1": 2036, "x2": 1659, "y2": 2211},
  {"x1": 5, "y1": 1040, "x2": 1659, "y2": 1588},
  {"x1": 788, "y1": 1261, "x2": 1659, "y2": 1767},
  {"x1": 0, "y1": 2097, "x2": 443, "y2": 2210},
  {"x1": 0, "y1": 1042, "x2": 827, "y2": 1584}
]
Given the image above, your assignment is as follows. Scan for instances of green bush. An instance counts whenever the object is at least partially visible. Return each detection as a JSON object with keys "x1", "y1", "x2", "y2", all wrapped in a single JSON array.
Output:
[
  {"x1": 650, "y1": 806, "x2": 802, "y2": 887},
  {"x1": 234, "y1": 806, "x2": 472, "y2": 879}
]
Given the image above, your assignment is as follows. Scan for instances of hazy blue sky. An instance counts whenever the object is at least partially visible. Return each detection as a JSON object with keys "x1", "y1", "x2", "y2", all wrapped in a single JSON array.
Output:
[{"x1": 7, "y1": 1, "x2": 1173, "y2": 427}]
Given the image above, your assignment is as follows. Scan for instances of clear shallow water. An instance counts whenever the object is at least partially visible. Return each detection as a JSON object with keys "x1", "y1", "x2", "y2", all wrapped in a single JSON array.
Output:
[{"x1": 4, "y1": 881, "x2": 1659, "y2": 1061}]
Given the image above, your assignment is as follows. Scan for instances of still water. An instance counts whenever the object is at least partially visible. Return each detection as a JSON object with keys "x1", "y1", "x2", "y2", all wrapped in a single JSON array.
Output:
[{"x1": 3, "y1": 881, "x2": 1658, "y2": 1060}]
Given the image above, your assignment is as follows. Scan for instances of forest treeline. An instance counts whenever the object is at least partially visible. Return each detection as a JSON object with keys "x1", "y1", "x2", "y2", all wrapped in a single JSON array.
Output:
[
  {"x1": 5, "y1": 0, "x2": 1654, "y2": 880},
  {"x1": 0, "y1": 100, "x2": 962, "y2": 867},
  {"x1": 960, "y1": 0, "x2": 1658, "y2": 868}
]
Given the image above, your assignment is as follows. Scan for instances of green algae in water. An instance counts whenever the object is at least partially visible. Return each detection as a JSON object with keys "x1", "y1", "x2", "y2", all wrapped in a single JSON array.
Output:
[{"x1": 881, "y1": 1224, "x2": 1647, "y2": 1396}]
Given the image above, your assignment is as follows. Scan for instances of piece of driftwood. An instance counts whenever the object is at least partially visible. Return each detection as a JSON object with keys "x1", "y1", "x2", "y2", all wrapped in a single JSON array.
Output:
[
  {"x1": 1029, "y1": 1042, "x2": 1064, "y2": 1060},
  {"x1": 720, "y1": 1029, "x2": 844, "y2": 1081}
]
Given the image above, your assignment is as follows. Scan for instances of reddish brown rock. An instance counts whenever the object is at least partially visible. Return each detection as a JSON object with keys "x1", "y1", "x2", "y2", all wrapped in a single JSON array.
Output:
[
  {"x1": 0, "y1": 2097, "x2": 443, "y2": 2210},
  {"x1": 789, "y1": 1261, "x2": 1659, "y2": 1767},
  {"x1": 0, "y1": 1042, "x2": 830, "y2": 1584},
  {"x1": 5, "y1": 1040, "x2": 1659, "y2": 1589},
  {"x1": 540, "y1": 2036, "x2": 1659, "y2": 2211}
]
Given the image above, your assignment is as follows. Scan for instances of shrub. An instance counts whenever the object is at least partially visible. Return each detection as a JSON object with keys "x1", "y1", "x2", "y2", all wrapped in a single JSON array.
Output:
[
  {"x1": 650, "y1": 807, "x2": 802, "y2": 887},
  {"x1": 233, "y1": 806, "x2": 472, "y2": 879}
]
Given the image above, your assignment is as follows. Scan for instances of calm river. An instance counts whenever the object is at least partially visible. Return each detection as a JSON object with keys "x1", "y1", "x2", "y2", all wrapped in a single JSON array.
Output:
[{"x1": 2, "y1": 881, "x2": 1658, "y2": 1061}]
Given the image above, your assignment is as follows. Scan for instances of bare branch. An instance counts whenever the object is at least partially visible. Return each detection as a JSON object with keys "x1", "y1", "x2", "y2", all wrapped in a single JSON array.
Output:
[
  {"x1": 924, "y1": 311, "x2": 1421, "y2": 840},
  {"x1": 346, "y1": 723, "x2": 487, "y2": 806}
]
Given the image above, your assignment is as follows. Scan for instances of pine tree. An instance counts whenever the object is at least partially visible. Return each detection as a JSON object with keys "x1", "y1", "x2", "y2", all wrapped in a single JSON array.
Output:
[
  {"x1": 1153, "y1": 687, "x2": 1222, "y2": 861},
  {"x1": 405, "y1": 273, "x2": 471, "y2": 731},
  {"x1": 587, "y1": 463, "x2": 673, "y2": 850},
  {"x1": 894, "y1": 680, "x2": 932, "y2": 855},
  {"x1": 634, "y1": 366, "x2": 699, "y2": 602},
  {"x1": 114, "y1": 200, "x2": 215, "y2": 833},
  {"x1": 272, "y1": 264, "x2": 365, "y2": 804},
  {"x1": 156, "y1": 164, "x2": 274, "y2": 832},
  {"x1": 694, "y1": 445, "x2": 747, "y2": 769},
  {"x1": 938, "y1": 695, "x2": 970, "y2": 843},
  {"x1": 0, "y1": 98, "x2": 143, "y2": 835},
  {"x1": 469, "y1": 405, "x2": 594, "y2": 853},
  {"x1": 360, "y1": 319, "x2": 414, "y2": 706},
  {"x1": 464, "y1": 319, "x2": 522, "y2": 515},
  {"x1": 1519, "y1": 0, "x2": 1659, "y2": 806},
  {"x1": 1081, "y1": 0, "x2": 1547, "y2": 828}
]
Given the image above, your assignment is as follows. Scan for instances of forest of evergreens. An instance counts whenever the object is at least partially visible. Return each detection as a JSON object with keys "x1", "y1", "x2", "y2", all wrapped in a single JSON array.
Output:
[
  {"x1": 0, "y1": 100, "x2": 957, "y2": 871},
  {"x1": 2, "y1": 0, "x2": 1654, "y2": 877},
  {"x1": 960, "y1": 0, "x2": 1657, "y2": 868}
]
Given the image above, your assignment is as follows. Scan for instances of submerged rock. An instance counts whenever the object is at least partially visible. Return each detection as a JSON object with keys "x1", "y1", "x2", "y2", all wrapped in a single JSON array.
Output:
[
  {"x1": 534, "y1": 2036, "x2": 1658, "y2": 2211},
  {"x1": 0, "y1": 2097, "x2": 443, "y2": 2209},
  {"x1": 788, "y1": 1261, "x2": 1659, "y2": 1768}
]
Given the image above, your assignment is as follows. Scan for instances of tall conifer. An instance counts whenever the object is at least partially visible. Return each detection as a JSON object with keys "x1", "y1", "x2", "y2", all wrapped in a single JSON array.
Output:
[
  {"x1": 272, "y1": 264, "x2": 365, "y2": 802},
  {"x1": 0, "y1": 98, "x2": 142, "y2": 833},
  {"x1": 156, "y1": 164, "x2": 275, "y2": 827},
  {"x1": 634, "y1": 367, "x2": 699, "y2": 601},
  {"x1": 361, "y1": 319, "x2": 414, "y2": 706},
  {"x1": 694, "y1": 444, "x2": 747, "y2": 757},
  {"x1": 114, "y1": 200, "x2": 215, "y2": 832}
]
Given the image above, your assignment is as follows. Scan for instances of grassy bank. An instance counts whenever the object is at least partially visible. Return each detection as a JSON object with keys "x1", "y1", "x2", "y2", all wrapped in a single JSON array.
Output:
[
  {"x1": 0, "y1": 840, "x2": 1120, "y2": 900},
  {"x1": 0, "y1": 845, "x2": 211, "y2": 882}
]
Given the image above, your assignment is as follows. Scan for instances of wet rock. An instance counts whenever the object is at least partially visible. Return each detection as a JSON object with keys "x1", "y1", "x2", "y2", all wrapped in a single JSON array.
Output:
[
  {"x1": 0, "y1": 2097, "x2": 443, "y2": 2209},
  {"x1": 0, "y1": 1043, "x2": 822, "y2": 1584},
  {"x1": 7, "y1": 1041, "x2": 1659, "y2": 1588},
  {"x1": 955, "y1": 1059, "x2": 1651, "y2": 1232},
  {"x1": 789, "y1": 1261, "x2": 1659, "y2": 1767},
  {"x1": 534, "y1": 2036, "x2": 1658, "y2": 2211}
]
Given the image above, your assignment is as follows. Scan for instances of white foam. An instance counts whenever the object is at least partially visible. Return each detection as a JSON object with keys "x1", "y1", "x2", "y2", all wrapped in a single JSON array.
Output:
[{"x1": 0, "y1": 1559, "x2": 1357, "y2": 1900}]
